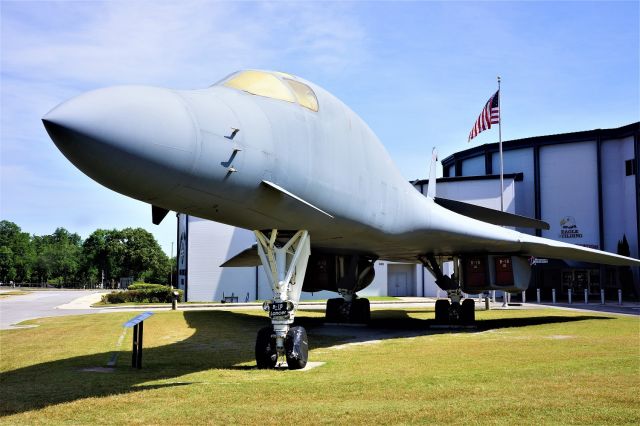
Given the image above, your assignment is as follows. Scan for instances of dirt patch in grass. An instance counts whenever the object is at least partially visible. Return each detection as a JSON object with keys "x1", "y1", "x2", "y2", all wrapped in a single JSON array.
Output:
[{"x1": 0, "y1": 291, "x2": 30, "y2": 299}]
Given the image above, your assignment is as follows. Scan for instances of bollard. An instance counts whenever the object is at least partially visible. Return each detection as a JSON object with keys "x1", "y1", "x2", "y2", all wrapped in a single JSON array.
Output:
[
  {"x1": 491, "y1": 290, "x2": 496, "y2": 303},
  {"x1": 600, "y1": 289, "x2": 605, "y2": 305},
  {"x1": 568, "y1": 288, "x2": 572, "y2": 304},
  {"x1": 484, "y1": 296, "x2": 490, "y2": 310},
  {"x1": 171, "y1": 291, "x2": 179, "y2": 310},
  {"x1": 522, "y1": 291, "x2": 526, "y2": 303},
  {"x1": 618, "y1": 289, "x2": 622, "y2": 305},
  {"x1": 552, "y1": 288, "x2": 556, "y2": 304},
  {"x1": 584, "y1": 288, "x2": 588, "y2": 304},
  {"x1": 536, "y1": 288, "x2": 541, "y2": 304}
]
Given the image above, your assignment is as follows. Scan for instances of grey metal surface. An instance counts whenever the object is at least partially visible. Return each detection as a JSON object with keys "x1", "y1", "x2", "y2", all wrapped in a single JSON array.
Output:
[
  {"x1": 434, "y1": 197, "x2": 550, "y2": 229},
  {"x1": 42, "y1": 70, "x2": 640, "y2": 267}
]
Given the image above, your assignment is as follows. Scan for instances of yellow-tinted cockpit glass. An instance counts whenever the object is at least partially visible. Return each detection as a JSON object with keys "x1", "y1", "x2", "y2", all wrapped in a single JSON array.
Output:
[
  {"x1": 223, "y1": 71, "x2": 295, "y2": 103},
  {"x1": 285, "y1": 78, "x2": 319, "y2": 112},
  {"x1": 221, "y1": 71, "x2": 318, "y2": 112}
]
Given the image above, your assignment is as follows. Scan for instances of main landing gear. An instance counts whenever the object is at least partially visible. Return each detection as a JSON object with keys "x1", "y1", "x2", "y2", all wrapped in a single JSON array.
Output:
[
  {"x1": 325, "y1": 294, "x2": 371, "y2": 324},
  {"x1": 254, "y1": 230, "x2": 311, "y2": 370},
  {"x1": 434, "y1": 289, "x2": 475, "y2": 325},
  {"x1": 420, "y1": 255, "x2": 476, "y2": 326}
]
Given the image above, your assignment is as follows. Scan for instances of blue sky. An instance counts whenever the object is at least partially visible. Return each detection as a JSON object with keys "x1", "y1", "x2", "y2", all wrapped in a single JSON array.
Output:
[{"x1": 1, "y1": 1, "x2": 638, "y2": 255}]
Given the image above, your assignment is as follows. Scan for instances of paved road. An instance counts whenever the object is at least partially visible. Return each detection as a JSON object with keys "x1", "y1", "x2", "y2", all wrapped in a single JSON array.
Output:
[{"x1": 0, "y1": 290, "x2": 107, "y2": 329}]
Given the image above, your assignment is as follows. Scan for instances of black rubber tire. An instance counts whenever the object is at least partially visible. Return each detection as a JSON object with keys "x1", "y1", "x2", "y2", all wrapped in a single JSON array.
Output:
[
  {"x1": 285, "y1": 326, "x2": 308, "y2": 370},
  {"x1": 449, "y1": 302, "x2": 461, "y2": 324},
  {"x1": 461, "y1": 298, "x2": 476, "y2": 324},
  {"x1": 325, "y1": 298, "x2": 343, "y2": 322},
  {"x1": 350, "y1": 298, "x2": 371, "y2": 323},
  {"x1": 255, "y1": 326, "x2": 277, "y2": 369},
  {"x1": 435, "y1": 299, "x2": 450, "y2": 324}
]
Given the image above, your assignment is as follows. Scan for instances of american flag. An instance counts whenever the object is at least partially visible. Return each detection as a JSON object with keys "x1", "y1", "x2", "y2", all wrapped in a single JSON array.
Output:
[{"x1": 468, "y1": 90, "x2": 500, "y2": 142}]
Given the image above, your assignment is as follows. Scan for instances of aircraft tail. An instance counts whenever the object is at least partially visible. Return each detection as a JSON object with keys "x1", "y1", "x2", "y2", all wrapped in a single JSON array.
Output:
[{"x1": 426, "y1": 147, "x2": 437, "y2": 198}]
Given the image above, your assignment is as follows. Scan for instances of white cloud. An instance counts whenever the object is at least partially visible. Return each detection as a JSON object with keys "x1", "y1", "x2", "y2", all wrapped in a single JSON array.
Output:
[{"x1": 0, "y1": 0, "x2": 368, "y2": 253}]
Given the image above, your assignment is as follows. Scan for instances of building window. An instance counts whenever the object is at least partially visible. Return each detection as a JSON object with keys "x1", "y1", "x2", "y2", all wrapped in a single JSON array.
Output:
[{"x1": 625, "y1": 159, "x2": 636, "y2": 176}]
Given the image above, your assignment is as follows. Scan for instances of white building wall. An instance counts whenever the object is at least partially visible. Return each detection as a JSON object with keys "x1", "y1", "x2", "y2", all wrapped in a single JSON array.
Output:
[
  {"x1": 437, "y1": 179, "x2": 516, "y2": 213},
  {"x1": 492, "y1": 148, "x2": 536, "y2": 234},
  {"x1": 539, "y1": 141, "x2": 600, "y2": 249},
  {"x1": 186, "y1": 217, "x2": 258, "y2": 302},
  {"x1": 601, "y1": 136, "x2": 639, "y2": 285},
  {"x1": 601, "y1": 136, "x2": 638, "y2": 259},
  {"x1": 461, "y1": 155, "x2": 485, "y2": 176}
]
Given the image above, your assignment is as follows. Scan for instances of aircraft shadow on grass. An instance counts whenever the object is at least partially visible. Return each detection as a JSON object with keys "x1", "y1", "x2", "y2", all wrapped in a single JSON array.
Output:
[{"x1": 0, "y1": 310, "x2": 612, "y2": 416}]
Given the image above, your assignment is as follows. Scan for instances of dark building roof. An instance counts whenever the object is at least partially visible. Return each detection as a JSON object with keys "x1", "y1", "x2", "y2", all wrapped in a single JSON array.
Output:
[
  {"x1": 412, "y1": 172, "x2": 523, "y2": 186},
  {"x1": 441, "y1": 122, "x2": 639, "y2": 170}
]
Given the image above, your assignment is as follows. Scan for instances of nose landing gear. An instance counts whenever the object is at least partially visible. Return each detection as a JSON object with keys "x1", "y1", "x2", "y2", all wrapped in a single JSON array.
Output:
[{"x1": 254, "y1": 230, "x2": 311, "y2": 370}]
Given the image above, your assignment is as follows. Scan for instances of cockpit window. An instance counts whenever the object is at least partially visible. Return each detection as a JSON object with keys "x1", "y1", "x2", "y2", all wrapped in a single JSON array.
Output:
[
  {"x1": 220, "y1": 70, "x2": 319, "y2": 112},
  {"x1": 284, "y1": 78, "x2": 319, "y2": 112},
  {"x1": 223, "y1": 71, "x2": 295, "y2": 103}
]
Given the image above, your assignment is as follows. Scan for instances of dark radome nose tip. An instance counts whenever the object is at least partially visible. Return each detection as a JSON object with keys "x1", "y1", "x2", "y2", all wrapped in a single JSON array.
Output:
[{"x1": 42, "y1": 86, "x2": 199, "y2": 199}]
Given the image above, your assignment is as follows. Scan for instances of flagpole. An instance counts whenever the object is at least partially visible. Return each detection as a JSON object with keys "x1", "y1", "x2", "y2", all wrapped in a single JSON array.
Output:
[{"x1": 498, "y1": 76, "x2": 504, "y2": 212}]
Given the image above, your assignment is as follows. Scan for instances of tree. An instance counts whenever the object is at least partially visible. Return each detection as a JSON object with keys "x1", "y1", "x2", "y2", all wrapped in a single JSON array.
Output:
[
  {"x1": 0, "y1": 221, "x2": 34, "y2": 282},
  {"x1": 116, "y1": 228, "x2": 170, "y2": 284},
  {"x1": 81, "y1": 229, "x2": 112, "y2": 285},
  {"x1": 82, "y1": 228, "x2": 170, "y2": 285},
  {"x1": 31, "y1": 228, "x2": 82, "y2": 285}
]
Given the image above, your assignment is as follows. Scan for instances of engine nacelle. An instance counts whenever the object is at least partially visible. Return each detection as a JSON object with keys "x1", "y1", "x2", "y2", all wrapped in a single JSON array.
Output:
[
  {"x1": 461, "y1": 255, "x2": 532, "y2": 294},
  {"x1": 302, "y1": 253, "x2": 376, "y2": 293}
]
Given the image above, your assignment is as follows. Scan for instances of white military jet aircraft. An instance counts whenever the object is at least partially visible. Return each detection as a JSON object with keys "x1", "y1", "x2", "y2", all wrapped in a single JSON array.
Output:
[{"x1": 43, "y1": 70, "x2": 640, "y2": 369}]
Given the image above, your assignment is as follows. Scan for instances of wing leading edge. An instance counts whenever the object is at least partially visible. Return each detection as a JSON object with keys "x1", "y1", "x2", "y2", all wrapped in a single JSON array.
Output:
[{"x1": 517, "y1": 233, "x2": 640, "y2": 267}]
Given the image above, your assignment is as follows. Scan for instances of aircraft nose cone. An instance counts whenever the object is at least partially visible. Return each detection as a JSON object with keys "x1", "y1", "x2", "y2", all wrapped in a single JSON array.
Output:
[{"x1": 43, "y1": 86, "x2": 198, "y2": 201}]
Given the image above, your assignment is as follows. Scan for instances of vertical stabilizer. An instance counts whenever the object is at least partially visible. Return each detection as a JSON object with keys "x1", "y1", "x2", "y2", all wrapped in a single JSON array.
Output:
[{"x1": 426, "y1": 147, "x2": 438, "y2": 198}]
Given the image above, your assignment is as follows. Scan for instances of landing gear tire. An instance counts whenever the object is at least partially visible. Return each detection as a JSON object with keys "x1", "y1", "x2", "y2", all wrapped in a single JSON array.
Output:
[
  {"x1": 285, "y1": 326, "x2": 308, "y2": 370},
  {"x1": 350, "y1": 298, "x2": 370, "y2": 323},
  {"x1": 461, "y1": 299, "x2": 475, "y2": 324},
  {"x1": 435, "y1": 299, "x2": 450, "y2": 324},
  {"x1": 255, "y1": 326, "x2": 277, "y2": 369},
  {"x1": 449, "y1": 302, "x2": 461, "y2": 324},
  {"x1": 325, "y1": 298, "x2": 343, "y2": 322}
]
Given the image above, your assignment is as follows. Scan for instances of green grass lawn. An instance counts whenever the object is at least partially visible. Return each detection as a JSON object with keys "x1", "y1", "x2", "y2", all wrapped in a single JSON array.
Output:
[{"x1": 1, "y1": 307, "x2": 638, "y2": 424}]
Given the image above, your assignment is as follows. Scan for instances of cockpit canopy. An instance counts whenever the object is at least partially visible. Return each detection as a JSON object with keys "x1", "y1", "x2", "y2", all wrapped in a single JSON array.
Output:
[{"x1": 219, "y1": 70, "x2": 319, "y2": 112}]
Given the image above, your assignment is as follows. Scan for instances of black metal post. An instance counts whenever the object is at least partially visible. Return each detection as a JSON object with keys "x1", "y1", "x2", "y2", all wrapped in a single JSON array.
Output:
[
  {"x1": 132, "y1": 324, "x2": 139, "y2": 368},
  {"x1": 136, "y1": 321, "x2": 144, "y2": 369}
]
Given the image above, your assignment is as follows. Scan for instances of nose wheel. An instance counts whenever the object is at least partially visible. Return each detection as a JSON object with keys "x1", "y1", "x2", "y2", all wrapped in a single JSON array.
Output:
[
  {"x1": 255, "y1": 326, "x2": 277, "y2": 369},
  {"x1": 255, "y1": 325, "x2": 308, "y2": 370}
]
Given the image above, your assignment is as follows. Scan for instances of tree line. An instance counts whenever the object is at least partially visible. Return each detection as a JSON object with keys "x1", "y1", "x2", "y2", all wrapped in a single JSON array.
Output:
[{"x1": 0, "y1": 220, "x2": 172, "y2": 287}]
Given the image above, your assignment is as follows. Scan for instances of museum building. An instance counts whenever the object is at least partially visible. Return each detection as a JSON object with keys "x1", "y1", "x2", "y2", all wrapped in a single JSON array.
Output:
[{"x1": 176, "y1": 122, "x2": 639, "y2": 302}]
